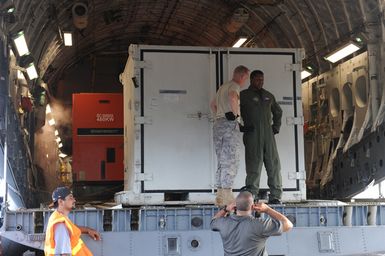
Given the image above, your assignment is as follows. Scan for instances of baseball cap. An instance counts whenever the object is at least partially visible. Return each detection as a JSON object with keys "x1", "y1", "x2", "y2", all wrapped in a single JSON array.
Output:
[{"x1": 50, "y1": 187, "x2": 72, "y2": 207}]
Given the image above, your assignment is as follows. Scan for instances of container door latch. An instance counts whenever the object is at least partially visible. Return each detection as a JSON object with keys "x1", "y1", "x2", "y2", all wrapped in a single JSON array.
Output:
[
  {"x1": 289, "y1": 171, "x2": 306, "y2": 180},
  {"x1": 286, "y1": 116, "x2": 304, "y2": 126},
  {"x1": 135, "y1": 116, "x2": 153, "y2": 125},
  {"x1": 136, "y1": 173, "x2": 153, "y2": 181}
]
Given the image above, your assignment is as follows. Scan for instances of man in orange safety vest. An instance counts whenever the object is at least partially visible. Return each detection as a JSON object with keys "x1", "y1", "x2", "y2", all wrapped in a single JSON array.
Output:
[{"x1": 44, "y1": 187, "x2": 101, "y2": 256}]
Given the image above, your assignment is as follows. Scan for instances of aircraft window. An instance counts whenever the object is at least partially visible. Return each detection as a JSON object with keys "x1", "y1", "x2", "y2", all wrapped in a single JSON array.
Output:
[
  {"x1": 330, "y1": 88, "x2": 340, "y2": 117},
  {"x1": 342, "y1": 82, "x2": 353, "y2": 110},
  {"x1": 355, "y1": 75, "x2": 367, "y2": 107}
]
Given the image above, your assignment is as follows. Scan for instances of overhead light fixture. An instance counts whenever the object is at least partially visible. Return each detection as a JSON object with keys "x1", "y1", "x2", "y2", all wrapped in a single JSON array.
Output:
[
  {"x1": 13, "y1": 31, "x2": 29, "y2": 56},
  {"x1": 48, "y1": 118, "x2": 56, "y2": 126},
  {"x1": 232, "y1": 37, "x2": 247, "y2": 48},
  {"x1": 55, "y1": 137, "x2": 61, "y2": 143},
  {"x1": 324, "y1": 42, "x2": 360, "y2": 63},
  {"x1": 355, "y1": 37, "x2": 363, "y2": 43},
  {"x1": 26, "y1": 63, "x2": 38, "y2": 80},
  {"x1": 58, "y1": 143, "x2": 63, "y2": 148},
  {"x1": 63, "y1": 32, "x2": 73, "y2": 46},
  {"x1": 0, "y1": 4, "x2": 16, "y2": 23},
  {"x1": 55, "y1": 130, "x2": 59, "y2": 136},
  {"x1": 59, "y1": 152, "x2": 67, "y2": 158},
  {"x1": 301, "y1": 70, "x2": 312, "y2": 80}
]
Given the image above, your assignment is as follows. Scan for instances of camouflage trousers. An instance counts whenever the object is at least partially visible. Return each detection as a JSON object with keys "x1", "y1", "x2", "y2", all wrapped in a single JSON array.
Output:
[{"x1": 213, "y1": 118, "x2": 241, "y2": 188}]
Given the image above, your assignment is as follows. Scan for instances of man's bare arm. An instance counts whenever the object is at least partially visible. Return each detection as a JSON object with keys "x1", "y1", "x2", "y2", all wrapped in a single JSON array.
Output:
[
  {"x1": 253, "y1": 203, "x2": 293, "y2": 232},
  {"x1": 228, "y1": 91, "x2": 239, "y2": 116},
  {"x1": 212, "y1": 202, "x2": 236, "y2": 219},
  {"x1": 79, "y1": 226, "x2": 101, "y2": 240},
  {"x1": 210, "y1": 98, "x2": 217, "y2": 114}
]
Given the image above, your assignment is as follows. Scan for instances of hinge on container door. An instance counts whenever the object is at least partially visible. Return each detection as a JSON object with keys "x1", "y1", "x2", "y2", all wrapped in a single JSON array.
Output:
[
  {"x1": 135, "y1": 60, "x2": 151, "y2": 69},
  {"x1": 286, "y1": 116, "x2": 304, "y2": 126},
  {"x1": 136, "y1": 173, "x2": 153, "y2": 181},
  {"x1": 289, "y1": 171, "x2": 306, "y2": 180},
  {"x1": 285, "y1": 63, "x2": 302, "y2": 72},
  {"x1": 135, "y1": 116, "x2": 153, "y2": 125},
  {"x1": 299, "y1": 49, "x2": 306, "y2": 60}
]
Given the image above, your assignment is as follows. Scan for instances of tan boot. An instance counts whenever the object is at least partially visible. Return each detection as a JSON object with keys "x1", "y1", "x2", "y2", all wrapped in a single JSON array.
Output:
[
  {"x1": 215, "y1": 188, "x2": 225, "y2": 207},
  {"x1": 222, "y1": 188, "x2": 235, "y2": 205}
]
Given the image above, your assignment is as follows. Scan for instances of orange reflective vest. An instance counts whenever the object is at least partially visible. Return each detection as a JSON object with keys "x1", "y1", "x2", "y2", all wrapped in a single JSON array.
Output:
[{"x1": 44, "y1": 210, "x2": 93, "y2": 256}]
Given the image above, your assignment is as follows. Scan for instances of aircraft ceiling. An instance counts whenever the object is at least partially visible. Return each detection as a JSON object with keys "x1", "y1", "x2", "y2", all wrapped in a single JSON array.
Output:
[{"x1": 5, "y1": 0, "x2": 381, "y2": 86}]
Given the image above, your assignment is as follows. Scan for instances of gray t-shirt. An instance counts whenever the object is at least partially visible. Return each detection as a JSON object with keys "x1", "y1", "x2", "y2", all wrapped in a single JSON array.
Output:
[
  {"x1": 53, "y1": 222, "x2": 72, "y2": 255},
  {"x1": 211, "y1": 214, "x2": 282, "y2": 256}
]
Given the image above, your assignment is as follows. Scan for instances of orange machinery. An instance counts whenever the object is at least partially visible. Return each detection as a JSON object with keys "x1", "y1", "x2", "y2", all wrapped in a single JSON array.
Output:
[{"x1": 72, "y1": 93, "x2": 123, "y2": 199}]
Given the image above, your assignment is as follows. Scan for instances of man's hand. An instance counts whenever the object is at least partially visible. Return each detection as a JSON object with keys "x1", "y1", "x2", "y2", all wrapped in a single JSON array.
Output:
[
  {"x1": 253, "y1": 203, "x2": 293, "y2": 232},
  {"x1": 213, "y1": 201, "x2": 236, "y2": 219},
  {"x1": 87, "y1": 228, "x2": 101, "y2": 241},
  {"x1": 272, "y1": 126, "x2": 279, "y2": 135},
  {"x1": 226, "y1": 202, "x2": 236, "y2": 212},
  {"x1": 225, "y1": 112, "x2": 238, "y2": 121},
  {"x1": 252, "y1": 202, "x2": 270, "y2": 213}
]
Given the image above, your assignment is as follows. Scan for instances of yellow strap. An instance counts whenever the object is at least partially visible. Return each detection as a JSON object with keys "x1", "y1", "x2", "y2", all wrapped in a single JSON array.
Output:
[
  {"x1": 45, "y1": 238, "x2": 83, "y2": 255},
  {"x1": 72, "y1": 239, "x2": 84, "y2": 255},
  {"x1": 44, "y1": 247, "x2": 56, "y2": 255}
]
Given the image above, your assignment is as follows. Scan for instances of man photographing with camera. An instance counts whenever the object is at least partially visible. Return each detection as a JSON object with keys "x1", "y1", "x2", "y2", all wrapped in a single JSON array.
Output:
[{"x1": 211, "y1": 191, "x2": 293, "y2": 256}]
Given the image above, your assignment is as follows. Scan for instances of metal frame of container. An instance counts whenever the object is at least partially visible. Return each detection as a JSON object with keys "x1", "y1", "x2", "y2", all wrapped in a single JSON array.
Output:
[{"x1": 116, "y1": 44, "x2": 306, "y2": 205}]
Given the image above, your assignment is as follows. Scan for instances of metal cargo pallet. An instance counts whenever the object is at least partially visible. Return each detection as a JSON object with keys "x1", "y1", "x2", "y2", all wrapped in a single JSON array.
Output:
[
  {"x1": 4, "y1": 203, "x2": 385, "y2": 233},
  {"x1": 2, "y1": 203, "x2": 385, "y2": 255}
]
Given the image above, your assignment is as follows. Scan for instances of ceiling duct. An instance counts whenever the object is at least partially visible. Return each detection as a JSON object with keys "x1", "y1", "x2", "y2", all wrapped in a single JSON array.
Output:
[
  {"x1": 225, "y1": 8, "x2": 249, "y2": 33},
  {"x1": 72, "y1": 2, "x2": 88, "y2": 30}
]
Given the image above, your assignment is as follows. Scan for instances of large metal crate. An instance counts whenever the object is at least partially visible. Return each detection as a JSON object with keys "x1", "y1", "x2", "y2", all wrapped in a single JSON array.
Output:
[{"x1": 118, "y1": 44, "x2": 306, "y2": 206}]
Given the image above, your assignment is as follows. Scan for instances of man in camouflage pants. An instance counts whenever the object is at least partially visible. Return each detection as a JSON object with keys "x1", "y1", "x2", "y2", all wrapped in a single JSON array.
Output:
[{"x1": 211, "y1": 65, "x2": 249, "y2": 206}]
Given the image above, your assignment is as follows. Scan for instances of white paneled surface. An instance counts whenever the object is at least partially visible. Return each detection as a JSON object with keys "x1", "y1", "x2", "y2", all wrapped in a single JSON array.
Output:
[{"x1": 120, "y1": 45, "x2": 305, "y2": 204}]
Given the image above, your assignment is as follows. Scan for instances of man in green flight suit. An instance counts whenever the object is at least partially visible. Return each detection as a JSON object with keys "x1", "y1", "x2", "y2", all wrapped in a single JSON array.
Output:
[{"x1": 240, "y1": 70, "x2": 283, "y2": 204}]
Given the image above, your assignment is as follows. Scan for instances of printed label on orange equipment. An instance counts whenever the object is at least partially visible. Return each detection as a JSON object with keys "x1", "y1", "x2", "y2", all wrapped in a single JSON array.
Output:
[{"x1": 96, "y1": 113, "x2": 114, "y2": 122}]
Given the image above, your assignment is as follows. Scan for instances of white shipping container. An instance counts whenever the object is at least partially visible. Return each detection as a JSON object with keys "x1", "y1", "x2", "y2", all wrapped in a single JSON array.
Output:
[{"x1": 116, "y1": 44, "x2": 306, "y2": 205}]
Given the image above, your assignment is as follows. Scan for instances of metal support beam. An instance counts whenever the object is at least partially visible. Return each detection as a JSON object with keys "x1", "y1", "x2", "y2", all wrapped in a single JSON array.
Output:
[
  {"x1": 0, "y1": 27, "x2": 10, "y2": 231},
  {"x1": 374, "y1": 0, "x2": 385, "y2": 128}
]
